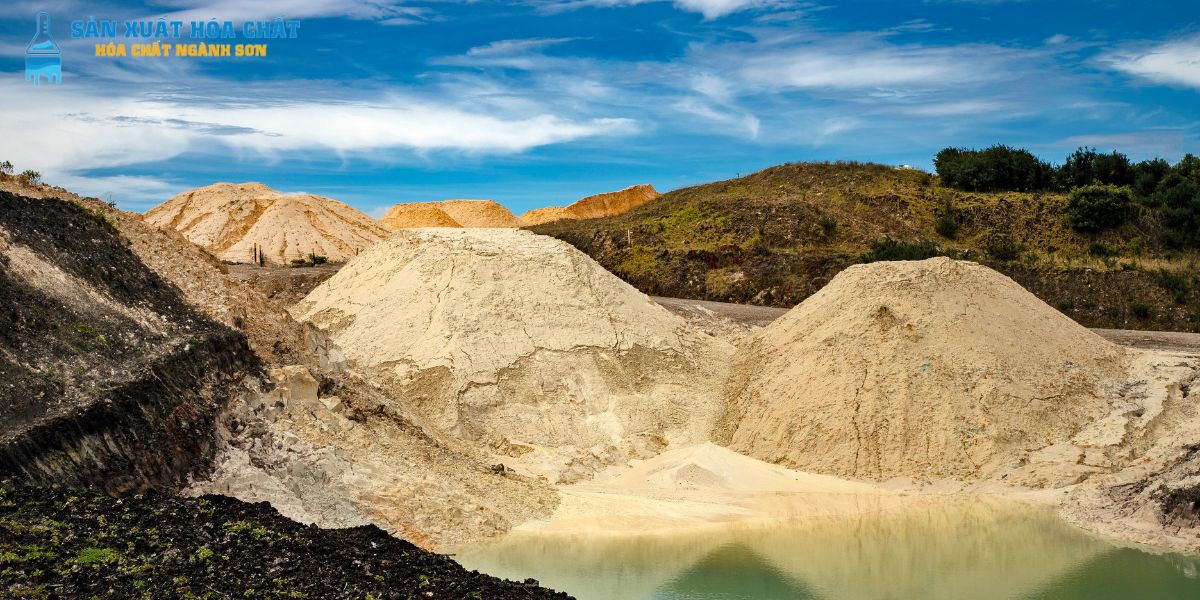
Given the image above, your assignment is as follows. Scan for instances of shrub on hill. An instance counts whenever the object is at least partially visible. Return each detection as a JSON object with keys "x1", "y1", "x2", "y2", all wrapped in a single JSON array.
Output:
[
  {"x1": 1133, "y1": 158, "x2": 1172, "y2": 198},
  {"x1": 862, "y1": 238, "x2": 942, "y2": 262},
  {"x1": 934, "y1": 145, "x2": 1055, "y2": 192},
  {"x1": 1066, "y1": 184, "x2": 1133, "y2": 232},
  {"x1": 1057, "y1": 147, "x2": 1134, "y2": 189},
  {"x1": 1155, "y1": 171, "x2": 1200, "y2": 249}
]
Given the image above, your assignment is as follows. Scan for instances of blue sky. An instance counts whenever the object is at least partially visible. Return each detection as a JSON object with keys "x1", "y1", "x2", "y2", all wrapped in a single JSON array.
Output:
[{"x1": 1, "y1": 0, "x2": 1197, "y2": 214}]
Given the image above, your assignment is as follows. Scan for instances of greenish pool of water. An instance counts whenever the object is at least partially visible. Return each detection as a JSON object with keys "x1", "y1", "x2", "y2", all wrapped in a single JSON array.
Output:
[{"x1": 455, "y1": 499, "x2": 1200, "y2": 599}]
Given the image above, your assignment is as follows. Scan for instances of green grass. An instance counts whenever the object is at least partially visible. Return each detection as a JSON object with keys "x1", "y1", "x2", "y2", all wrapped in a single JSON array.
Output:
[{"x1": 73, "y1": 547, "x2": 119, "y2": 565}]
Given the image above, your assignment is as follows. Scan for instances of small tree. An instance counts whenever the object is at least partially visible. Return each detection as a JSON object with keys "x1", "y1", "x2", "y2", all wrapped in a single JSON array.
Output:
[
  {"x1": 0, "y1": 161, "x2": 13, "y2": 176},
  {"x1": 18, "y1": 170, "x2": 41, "y2": 185},
  {"x1": 1066, "y1": 184, "x2": 1133, "y2": 232}
]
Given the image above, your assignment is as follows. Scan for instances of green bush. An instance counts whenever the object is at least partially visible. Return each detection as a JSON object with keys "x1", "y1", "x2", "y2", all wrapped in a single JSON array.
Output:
[
  {"x1": 1153, "y1": 156, "x2": 1200, "y2": 248},
  {"x1": 934, "y1": 145, "x2": 1054, "y2": 192},
  {"x1": 0, "y1": 161, "x2": 12, "y2": 176},
  {"x1": 816, "y1": 216, "x2": 838, "y2": 237},
  {"x1": 982, "y1": 232, "x2": 1022, "y2": 261},
  {"x1": 1057, "y1": 147, "x2": 1133, "y2": 189},
  {"x1": 1087, "y1": 241, "x2": 1115, "y2": 257},
  {"x1": 934, "y1": 197, "x2": 959, "y2": 239},
  {"x1": 862, "y1": 238, "x2": 941, "y2": 262},
  {"x1": 18, "y1": 169, "x2": 41, "y2": 185},
  {"x1": 1133, "y1": 158, "x2": 1171, "y2": 198},
  {"x1": 1130, "y1": 302, "x2": 1151, "y2": 319},
  {"x1": 1153, "y1": 269, "x2": 1190, "y2": 304},
  {"x1": 1066, "y1": 184, "x2": 1133, "y2": 232}
]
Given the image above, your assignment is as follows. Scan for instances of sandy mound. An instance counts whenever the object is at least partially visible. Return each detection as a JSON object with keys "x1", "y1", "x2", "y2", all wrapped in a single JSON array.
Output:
[
  {"x1": 144, "y1": 182, "x2": 387, "y2": 265},
  {"x1": 518, "y1": 206, "x2": 577, "y2": 227},
  {"x1": 715, "y1": 257, "x2": 1130, "y2": 481},
  {"x1": 292, "y1": 228, "x2": 733, "y2": 482},
  {"x1": 518, "y1": 184, "x2": 660, "y2": 226},
  {"x1": 378, "y1": 204, "x2": 462, "y2": 228},
  {"x1": 379, "y1": 200, "x2": 519, "y2": 230},
  {"x1": 567, "y1": 184, "x2": 659, "y2": 220}
]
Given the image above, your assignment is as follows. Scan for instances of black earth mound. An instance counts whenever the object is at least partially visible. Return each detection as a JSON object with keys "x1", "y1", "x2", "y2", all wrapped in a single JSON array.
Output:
[
  {"x1": 0, "y1": 191, "x2": 258, "y2": 492},
  {"x1": 0, "y1": 484, "x2": 571, "y2": 599}
]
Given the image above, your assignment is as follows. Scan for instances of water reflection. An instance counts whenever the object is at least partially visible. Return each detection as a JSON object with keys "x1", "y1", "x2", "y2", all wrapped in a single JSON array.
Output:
[{"x1": 455, "y1": 497, "x2": 1200, "y2": 600}]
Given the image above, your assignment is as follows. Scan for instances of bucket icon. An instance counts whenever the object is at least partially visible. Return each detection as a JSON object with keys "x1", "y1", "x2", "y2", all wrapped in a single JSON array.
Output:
[{"x1": 26, "y1": 12, "x2": 62, "y2": 86}]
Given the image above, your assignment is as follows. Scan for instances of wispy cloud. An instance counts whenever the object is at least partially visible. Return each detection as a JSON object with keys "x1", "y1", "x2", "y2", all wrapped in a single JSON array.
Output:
[
  {"x1": 0, "y1": 76, "x2": 636, "y2": 203},
  {"x1": 1103, "y1": 36, "x2": 1200, "y2": 90},
  {"x1": 149, "y1": 0, "x2": 430, "y2": 24},
  {"x1": 531, "y1": 0, "x2": 790, "y2": 20},
  {"x1": 731, "y1": 36, "x2": 1023, "y2": 93},
  {"x1": 435, "y1": 37, "x2": 578, "y2": 69}
]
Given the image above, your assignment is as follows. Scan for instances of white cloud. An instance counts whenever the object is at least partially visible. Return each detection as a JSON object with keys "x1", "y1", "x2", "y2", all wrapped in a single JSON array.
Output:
[
  {"x1": 1045, "y1": 34, "x2": 1069, "y2": 45},
  {"x1": 437, "y1": 38, "x2": 578, "y2": 70},
  {"x1": 0, "y1": 77, "x2": 636, "y2": 204},
  {"x1": 533, "y1": 0, "x2": 786, "y2": 20},
  {"x1": 467, "y1": 38, "x2": 576, "y2": 57},
  {"x1": 1103, "y1": 36, "x2": 1200, "y2": 90},
  {"x1": 672, "y1": 98, "x2": 760, "y2": 138},
  {"x1": 149, "y1": 0, "x2": 428, "y2": 24},
  {"x1": 735, "y1": 40, "x2": 1018, "y2": 91},
  {"x1": 888, "y1": 99, "x2": 1013, "y2": 117}
]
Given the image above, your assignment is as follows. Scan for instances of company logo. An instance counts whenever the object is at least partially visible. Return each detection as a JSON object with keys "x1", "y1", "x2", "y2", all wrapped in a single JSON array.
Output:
[{"x1": 25, "y1": 12, "x2": 62, "y2": 86}]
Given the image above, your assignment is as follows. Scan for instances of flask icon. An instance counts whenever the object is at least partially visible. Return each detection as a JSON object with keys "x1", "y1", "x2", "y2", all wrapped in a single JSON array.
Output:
[{"x1": 25, "y1": 12, "x2": 62, "y2": 86}]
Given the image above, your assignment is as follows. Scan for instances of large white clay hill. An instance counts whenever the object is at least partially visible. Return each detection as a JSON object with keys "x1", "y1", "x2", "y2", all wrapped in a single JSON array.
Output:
[
  {"x1": 715, "y1": 257, "x2": 1131, "y2": 481},
  {"x1": 143, "y1": 182, "x2": 387, "y2": 265},
  {"x1": 291, "y1": 228, "x2": 734, "y2": 483}
]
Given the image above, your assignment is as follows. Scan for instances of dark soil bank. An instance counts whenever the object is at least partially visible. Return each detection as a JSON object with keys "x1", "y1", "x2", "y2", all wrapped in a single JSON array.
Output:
[
  {"x1": 0, "y1": 191, "x2": 258, "y2": 492},
  {"x1": 0, "y1": 485, "x2": 572, "y2": 599}
]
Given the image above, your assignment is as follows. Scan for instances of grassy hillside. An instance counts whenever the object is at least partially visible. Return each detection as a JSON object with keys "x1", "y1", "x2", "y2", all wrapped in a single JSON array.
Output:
[{"x1": 531, "y1": 162, "x2": 1200, "y2": 332}]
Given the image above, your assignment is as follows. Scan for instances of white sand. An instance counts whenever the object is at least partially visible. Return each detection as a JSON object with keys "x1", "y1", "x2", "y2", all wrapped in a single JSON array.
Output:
[
  {"x1": 519, "y1": 443, "x2": 925, "y2": 535},
  {"x1": 292, "y1": 228, "x2": 733, "y2": 482},
  {"x1": 716, "y1": 257, "x2": 1131, "y2": 481}
]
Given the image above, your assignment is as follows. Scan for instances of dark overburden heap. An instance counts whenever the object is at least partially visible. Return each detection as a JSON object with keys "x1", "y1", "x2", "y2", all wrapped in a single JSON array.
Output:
[
  {"x1": 0, "y1": 485, "x2": 571, "y2": 599},
  {"x1": 0, "y1": 191, "x2": 257, "y2": 491}
]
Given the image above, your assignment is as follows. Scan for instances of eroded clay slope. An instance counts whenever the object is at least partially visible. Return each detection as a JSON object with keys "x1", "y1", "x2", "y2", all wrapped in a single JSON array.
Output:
[
  {"x1": 144, "y1": 182, "x2": 387, "y2": 264},
  {"x1": 715, "y1": 257, "x2": 1130, "y2": 480},
  {"x1": 292, "y1": 228, "x2": 734, "y2": 483}
]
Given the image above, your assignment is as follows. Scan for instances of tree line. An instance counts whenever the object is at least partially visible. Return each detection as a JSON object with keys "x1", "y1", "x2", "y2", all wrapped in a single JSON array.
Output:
[{"x1": 934, "y1": 145, "x2": 1200, "y2": 248}]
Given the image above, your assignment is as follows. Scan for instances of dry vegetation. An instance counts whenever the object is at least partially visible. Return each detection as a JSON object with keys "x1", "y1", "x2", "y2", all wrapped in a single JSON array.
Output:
[{"x1": 532, "y1": 162, "x2": 1200, "y2": 331}]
